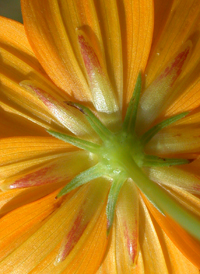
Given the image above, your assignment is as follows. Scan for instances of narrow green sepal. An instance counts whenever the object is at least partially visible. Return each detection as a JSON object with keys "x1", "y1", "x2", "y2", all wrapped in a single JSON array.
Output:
[
  {"x1": 57, "y1": 163, "x2": 108, "y2": 198},
  {"x1": 143, "y1": 154, "x2": 190, "y2": 167},
  {"x1": 141, "y1": 111, "x2": 189, "y2": 146},
  {"x1": 47, "y1": 130, "x2": 100, "y2": 153},
  {"x1": 123, "y1": 72, "x2": 142, "y2": 133},
  {"x1": 67, "y1": 102, "x2": 112, "y2": 142},
  {"x1": 106, "y1": 172, "x2": 126, "y2": 236}
]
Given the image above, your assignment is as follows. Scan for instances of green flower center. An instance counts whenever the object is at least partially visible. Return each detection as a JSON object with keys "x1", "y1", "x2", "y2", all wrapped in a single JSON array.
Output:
[{"x1": 48, "y1": 73, "x2": 200, "y2": 239}]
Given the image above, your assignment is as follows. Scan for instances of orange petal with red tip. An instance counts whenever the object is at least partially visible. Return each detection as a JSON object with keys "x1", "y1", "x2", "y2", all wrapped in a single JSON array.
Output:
[
  {"x1": 96, "y1": 220, "x2": 145, "y2": 274},
  {"x1": 146, "y1": 0, "x2": 200, "y2": 86},
  {"x1": 116, "y1": 180, "x2": 139, "y2": 265},
  {"x1": 20, "y1": 80, "x2": 94, "y2": 136},
  {"x1": 146, "y1": 0, "x2": 200, "y2": 119},
  {"x1": 30, "y1": 202, "x2": 108, "y2": 274},
  {"x1": 137, "y1": 43, "x2": 192, "y2": 131},
  {"x1": 21, "y1": 0, "x2": 154, "y2": 109},
  {"x1": 78, "y1": 31, "x2": 118, "y2": 113},
  {"x1": 1, "y1": 150, "x2": 92, "y2": 191},
  {"x1": 55, "y1": 178, "x2": 109, "y2": 264}
]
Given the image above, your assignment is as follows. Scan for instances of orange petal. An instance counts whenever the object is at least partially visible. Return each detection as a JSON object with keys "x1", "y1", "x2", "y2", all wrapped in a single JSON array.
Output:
[
  {"x1": 0, "y1": 189, "x2": 61, "y2": 261},
  {"x1": 0, "y1": 183, "x2": 63, "y2": 217},
  {"x1": 0, "y1": 182, "x2": 108, "y2": 273},
  {"x1": 0, "y1": 17, "x2": 65, "y2": 130},
  {"x1": 93, "y1": 0, "x2": 123, "y2": 109},
  {"x1": 0, "y1": 107, "x2": 44, "y2": 137},
  {"x1": 21, "y1": 0, "x2": 91, "y2": 101},
  {"x1": 0, "y1": 136, "x2": 69, "y2": 167},
  {"x1": 146, "y1": 124, "x2": 200, "y2": 156},
  {"x1": 0, "y1": 185, "x2": 89, "y2": 271},
  {"x1": 145, "y1": 159, "x2": 200, "y2": 194},
  {"x1": 121, "y1": 0, "x2": 154, "y2": 104},
  {"x1": 143, "y1": 189, "x2": 200, "y2": 269}
]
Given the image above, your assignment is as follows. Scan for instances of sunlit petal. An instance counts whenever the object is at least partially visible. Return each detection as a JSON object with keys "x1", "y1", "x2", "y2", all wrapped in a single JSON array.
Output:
[
  {"x1": 146, "y1": 124, "x2": 200, "y2": 156},
  {"x1": 121, "y1": 0, "x2": 153, "y2": 104},
  {"x1": 145, "y1": 159, "x2": 200, "y2": 194},
  {"x1": 144, "y1": 189, "x2": 200, "y2": 269},
  {"x1": 0, "y1": 190, "x2": 60, "y2": 261}
]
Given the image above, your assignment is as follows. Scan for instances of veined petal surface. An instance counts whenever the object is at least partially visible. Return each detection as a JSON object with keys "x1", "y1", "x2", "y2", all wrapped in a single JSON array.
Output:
[
  {"x1": 0, "y1": 183, "x2": 108, "y2": 274},
  {"x1": 21, "y1": 0, "x2": 154, "y2": 111},
  {"x1": 0, "y1": 0, "x2": 200, "y2": 274}
]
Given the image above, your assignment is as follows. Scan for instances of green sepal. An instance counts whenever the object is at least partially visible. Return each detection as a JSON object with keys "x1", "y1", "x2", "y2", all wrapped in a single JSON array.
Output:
[
  {"x1": 143, "y1": 154, "x2": 190, "y2": 167},
  {"x1": 140, "y1": 111, "x2": 189, "y2": 146},
  {"x1": 56, "y1": 163, "x2": 108, "y2": 198},
  {"x1": 47, "y1": 130, "x2": 100, "y2": 153},
  {"x1": 67, "y1": 102, "x2": 112, "y2": 142},
  {"x1": 123, "y1": 72, "x2": 142, "y2": 134},
  {"x1": 106, "y1": 172, "x2": 126, "y2": 236}
]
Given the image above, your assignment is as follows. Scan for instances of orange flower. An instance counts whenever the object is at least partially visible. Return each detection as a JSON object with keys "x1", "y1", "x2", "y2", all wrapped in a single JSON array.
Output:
[{"x1": 1, "y1": 0, "x2": 200, "y2": 273}]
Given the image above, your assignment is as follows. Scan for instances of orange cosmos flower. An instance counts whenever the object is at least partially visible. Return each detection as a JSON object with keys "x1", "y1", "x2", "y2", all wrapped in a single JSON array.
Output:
[{"x1": 1, "y1": 0, "x2": 200, "y2": 273}]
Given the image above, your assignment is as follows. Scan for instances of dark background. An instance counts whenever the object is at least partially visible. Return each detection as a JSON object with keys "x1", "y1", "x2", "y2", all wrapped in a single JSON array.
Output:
[{"x1": 0, "y1": 0, "x2": 22, "y2": 22}]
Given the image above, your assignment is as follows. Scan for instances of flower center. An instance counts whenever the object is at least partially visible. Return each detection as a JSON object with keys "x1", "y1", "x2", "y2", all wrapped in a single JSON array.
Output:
[{"x1": 48, "y1": 73, "x2": 191, "y2": 234}]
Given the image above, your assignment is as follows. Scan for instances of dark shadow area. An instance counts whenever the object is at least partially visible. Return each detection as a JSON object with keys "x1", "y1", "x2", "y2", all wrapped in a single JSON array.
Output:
[{"x1": 0, "y1": 0, "x2": 22, "y2": 23}]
